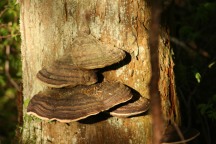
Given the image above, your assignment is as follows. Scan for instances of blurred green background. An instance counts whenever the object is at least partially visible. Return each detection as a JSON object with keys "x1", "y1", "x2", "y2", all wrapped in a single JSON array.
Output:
[
  {"x1": 0, "y1": 0, "x2": 21, "y2": 143},
  {"x1": 0, "y1": 0, "x2": 215, "y2": 144},
  {"x1": 168, "y1": 1, "x2": 216, "y2": 143}
]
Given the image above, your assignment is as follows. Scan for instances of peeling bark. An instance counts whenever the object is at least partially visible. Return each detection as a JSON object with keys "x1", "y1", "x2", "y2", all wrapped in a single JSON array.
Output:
[{"x1": 20, "y1": 0, "x2": 180, "y2": 143}]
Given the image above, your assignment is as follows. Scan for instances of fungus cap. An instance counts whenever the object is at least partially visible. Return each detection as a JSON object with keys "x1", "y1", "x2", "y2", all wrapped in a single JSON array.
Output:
[
  {"x1": 36, "y1": 61, "x2": 97, "y2": 88},
  {"x1": 27, "y1": 82, "x2": 133, "y2": 122},
  {"x1": 66, "y1": 35, "x2": 126, "y2": 69},
  {"x1": 110, "y1": 96, "x2": 150, "y2": 117}
]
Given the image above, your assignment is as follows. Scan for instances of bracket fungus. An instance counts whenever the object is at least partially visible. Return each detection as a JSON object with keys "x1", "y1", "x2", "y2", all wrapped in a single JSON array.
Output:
[
  {"x1": 65, "y1": 35, "x2": 126, "y2": 69},
  {"x1": 30, "y1": 34, "x2": 150, "y2": 122},
  {"x1": 109, "y1": 96, "x2": 150, "y2": 117},
  {"x1": 37, "y1": 61, "x2": 97, "y2": 88},
  {"x1": 27, "y1": 82, "x2": 133, "y2": 122}
]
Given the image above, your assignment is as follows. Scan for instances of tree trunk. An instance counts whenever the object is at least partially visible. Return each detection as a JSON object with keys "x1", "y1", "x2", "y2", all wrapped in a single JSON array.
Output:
[{"x1": 20, "y1": 0, "x2": 180, "y2": 143}]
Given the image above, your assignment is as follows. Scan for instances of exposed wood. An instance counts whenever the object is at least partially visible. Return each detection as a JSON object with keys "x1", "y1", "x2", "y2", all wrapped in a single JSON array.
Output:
[{"x1": 20, "y1": 0, "x2": 180, "y2": 143}]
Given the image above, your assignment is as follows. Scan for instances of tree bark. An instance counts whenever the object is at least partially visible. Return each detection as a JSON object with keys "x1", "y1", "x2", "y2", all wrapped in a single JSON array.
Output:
[{"x1": 20, "y1": 0, "x2": 180, "y2": 143}]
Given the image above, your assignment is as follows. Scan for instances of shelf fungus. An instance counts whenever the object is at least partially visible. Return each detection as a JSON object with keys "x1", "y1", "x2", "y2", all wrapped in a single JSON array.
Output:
[
  {"x1": 161, "y1": 125, "x2": 200, "y2": 144},
  {"x1": 27, "y1": 82, "x2": 133, "y2": 122},
  {"x1": 36, "y1": 61, "x2": 97, "y2": 88},
  {"x1": 65, "y1": 35, "x2": 126, "y2": 69},
  {"x1": 109, "y1": 96, "x2": 150, "y2": 117}
]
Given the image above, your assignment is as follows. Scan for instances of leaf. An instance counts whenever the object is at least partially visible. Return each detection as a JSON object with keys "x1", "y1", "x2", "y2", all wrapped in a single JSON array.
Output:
[
  {"x1": 5, "y1": 88, "x2": 15, "y2": 98},
  {"x1": 207, "y1": 110, "x2": 216, "y2": 120},
  {"x1": 0, "y1": 75, "x2": 6, "y2": 87},
  {"x1": 195, "y1": 72, "x2": 201, "y2": 83},
  {"x1": 208, "y1": 61, "x2": 215, "y2": 68},
  {"x1": 212, "y1": 94, "x2": 216, "y2": 103},
  {"x1": 198, "y1": 104, "x2": 212, "y2": 115}
]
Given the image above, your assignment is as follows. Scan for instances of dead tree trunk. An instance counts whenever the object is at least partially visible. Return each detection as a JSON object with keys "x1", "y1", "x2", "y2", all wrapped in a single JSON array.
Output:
[{"x1": 20, "y1": 0, "x2": 180, "y2": 143}]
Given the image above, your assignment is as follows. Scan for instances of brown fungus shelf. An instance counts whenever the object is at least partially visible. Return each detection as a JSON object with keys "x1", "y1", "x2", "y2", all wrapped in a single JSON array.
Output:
[
  {"x1": 30, "y1": 34, "x2": 150, "y2": 122},
  {"x1": 37, "y1": 62, "x2": 98, "y2": 88},
  {"x1": 64, "y1": 35, "x2": 126, "y2": 69},
  {"x1": 109, "y1": 96, "x2": 150, "y2": 117},
  {"x1": 27, "y1": 82, "x2": 133, "y2": 122}
]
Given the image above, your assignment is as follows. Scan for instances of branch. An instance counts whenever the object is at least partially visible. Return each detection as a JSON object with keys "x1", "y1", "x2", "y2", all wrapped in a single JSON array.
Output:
[
  {"x1": 170, "y1": 37, "x2": 210, "y2": 58},
  {"x1": 0, "y1": 7, "x2": 8, "y2": 17},
  {"x1": 149, "y1": 1, "x2": 164, "y2": 144},
  {"x1": 0, "y1": 34, "x2": 20, "y2": 39},
  {"x1": 5, "y1": 45, "x2": 21, "y2": 91}
]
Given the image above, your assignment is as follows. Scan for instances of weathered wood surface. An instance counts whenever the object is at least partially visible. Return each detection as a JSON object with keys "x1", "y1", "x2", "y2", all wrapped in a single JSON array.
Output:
[{"x1": 20, "y1": 0, "x2": 180, "y2": 143}]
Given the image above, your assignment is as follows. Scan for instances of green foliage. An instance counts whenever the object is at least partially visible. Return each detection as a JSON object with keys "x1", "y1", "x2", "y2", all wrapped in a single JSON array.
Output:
[
  {"x1": 198, "y1": 94, "x2": 216, "y2": 120},
  {"x1": 170, "y1": 0, "x2": 216, "y2": 143},
  {"x1": 0, "y1": 0, "x2": 21, "y2": 143},
  {"x1": 193, "y1": 70, "x2": 201, "y2": 83},
  {"x1": 208, "y1": 61, "x2": 215, "y2": 68}
]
